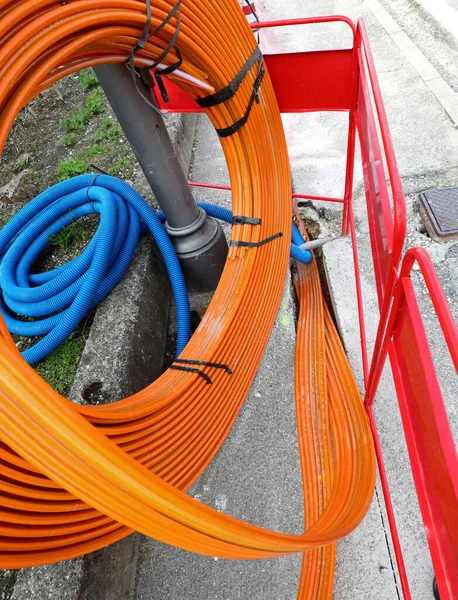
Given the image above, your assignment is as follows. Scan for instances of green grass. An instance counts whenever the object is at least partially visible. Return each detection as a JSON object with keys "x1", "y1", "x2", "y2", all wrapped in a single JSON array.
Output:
[
  {"x1": 109, "y1": 157, "x2": 130, "y2": 176},
  {"x1": 55, "y1": 157, "x2": 88, "y2": 181},
  {"x1": 85, "y1": 90, "x2": 105, "y2": 116},
  {"x1": 56, "y1": 141, "x2": 133, "y2": 182},
  {"x1": 1, "y1": 208, "x2": 19, "y2": 227},
  {"x1": 60, "y1": 89, "x2": 106, "y2": 133},
  {"x1": 35, "y1": 334, "x2": 86, "y2": 396},
  {"x1": 80, "y1": 69, "x2": 99, "y2": 90},
  {"x1": 0, "y1": 570, "x2": 17, "y2": 600},
  {"x1": 93, "y1": 116, "x2": 122, "y2": 142},
  {"x1": 49, "y1": 221, "x2": 90, "y2": 250},
  {"x1": 61, "y1": 132, "x2": 76, "y2": 147},
  {"x1": 56, "y1": 145, "x2": 106, "y2": 181},
  {"x1": 14, "y1": 156, "x2": 27, "y2": 170}
]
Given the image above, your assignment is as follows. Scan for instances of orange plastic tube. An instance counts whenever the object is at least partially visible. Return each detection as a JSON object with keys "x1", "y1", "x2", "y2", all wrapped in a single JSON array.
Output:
[{"x1": 0, "y1": 0, "x2": 375, "y2": 596}]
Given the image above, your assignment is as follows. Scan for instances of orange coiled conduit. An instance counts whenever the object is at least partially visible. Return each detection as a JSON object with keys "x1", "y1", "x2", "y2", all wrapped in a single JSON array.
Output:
[{"x1": 0, "y1": 0, "x2": 375, "y2": 597}]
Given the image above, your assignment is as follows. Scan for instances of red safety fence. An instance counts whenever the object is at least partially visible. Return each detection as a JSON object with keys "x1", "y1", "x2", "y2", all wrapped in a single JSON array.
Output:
[
  {"x1": 151, "y1": 15, "x2": 458, "y2": 600},
  {"x1": 357, "y1": 20, "x2": 458, "y2": 599}
]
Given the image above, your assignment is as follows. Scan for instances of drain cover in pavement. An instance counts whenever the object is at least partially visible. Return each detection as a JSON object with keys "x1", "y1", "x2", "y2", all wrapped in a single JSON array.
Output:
[{"x1": 419, "y1": 186, "x2": 458, "y2": 242}]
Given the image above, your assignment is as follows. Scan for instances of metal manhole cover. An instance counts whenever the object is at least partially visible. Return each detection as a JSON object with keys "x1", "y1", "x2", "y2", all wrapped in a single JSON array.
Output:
[{"x1": 419, "y1": 186, "x2": 458, "y2": 242}]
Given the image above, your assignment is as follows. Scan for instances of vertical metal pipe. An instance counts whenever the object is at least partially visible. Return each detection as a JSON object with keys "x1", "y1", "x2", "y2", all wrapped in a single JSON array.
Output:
[{"x1": 94, "y1": 63, "x2": 227, "y2": 290}]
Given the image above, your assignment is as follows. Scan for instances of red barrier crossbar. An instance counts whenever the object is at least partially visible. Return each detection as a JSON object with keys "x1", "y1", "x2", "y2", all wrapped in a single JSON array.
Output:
[{"x1": 156, "y1": 16, "x2": 458, "y2": 599}]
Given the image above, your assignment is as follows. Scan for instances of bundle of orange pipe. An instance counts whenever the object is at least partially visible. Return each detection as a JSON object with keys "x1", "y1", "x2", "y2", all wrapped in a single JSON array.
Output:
[{"x1": 0, "y1": 1, "x2": 375, "y2": 597}]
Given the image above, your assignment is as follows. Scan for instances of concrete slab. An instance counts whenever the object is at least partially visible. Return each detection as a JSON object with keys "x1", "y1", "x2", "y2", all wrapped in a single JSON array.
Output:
[
  {"x1": 71, "y1": 236, "x2": 171, "y2": 405},
  {"x1": 374, "y1": 0, "x2": 458, "y2": 93},
  {"x1": 136, "y1": 274, "x2": 304, "y2": 600},
  {"x1": 368, "y1": 0, "x2": 458, "y2": 124},
  {"x1": 10, "y1": 562, "x2": 85, "y2": 600},
  {"x1": 369, "y1": 54, "x2": 458, "y2": 177}
]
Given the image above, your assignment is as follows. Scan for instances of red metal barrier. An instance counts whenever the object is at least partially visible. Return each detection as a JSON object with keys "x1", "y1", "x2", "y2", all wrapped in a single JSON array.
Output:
[
  {"x1": 356, "y1": 19, "x2": 458, "y2": 599},
  {"x1": 367, "y1": 248, "x2": 458, "y2": 598},
  {"x1": 393, "y1": 251, "x2": 458, "y2": 595},
  {"x1": 154, "y1": 49, "x2": 356, "y2": 113},
  {"x1": 153, "y1": 16, "x2": 458, "y2": 599}
]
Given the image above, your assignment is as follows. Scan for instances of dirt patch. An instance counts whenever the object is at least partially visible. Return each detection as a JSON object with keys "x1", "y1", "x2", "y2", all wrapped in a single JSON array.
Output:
[
  {"x1": 0, "y1": 570, "x2": 16, "y2": 600},
  {"x1": 0, "y1": 70, "x2": 145, "y2": 395},
  {"x1": 0, "y1": 71, "x2": 137, "y2": 195}
]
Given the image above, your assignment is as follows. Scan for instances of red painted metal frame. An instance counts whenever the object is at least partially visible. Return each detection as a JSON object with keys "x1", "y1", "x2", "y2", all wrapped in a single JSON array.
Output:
[
  {"x1": 156, "y1": 15, "x2": 458, "y2": 600},
  {"x1": 390, "y1": 252, "x2": 458, "y2": 596},
  {"x1": 153, "y1": 49, "x2": 356, "y2": 113},
  {"x1": 356, "y1": 19, "x2": 457, "y2": 600},
  {"x1": 365, "y1": 248, "x2": 458, "y2": 598}
]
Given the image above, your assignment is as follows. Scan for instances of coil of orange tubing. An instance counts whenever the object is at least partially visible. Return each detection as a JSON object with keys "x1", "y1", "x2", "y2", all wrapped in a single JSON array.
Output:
[{"x1": 0, "y1": 0, "x2": 375, "y2": 597}]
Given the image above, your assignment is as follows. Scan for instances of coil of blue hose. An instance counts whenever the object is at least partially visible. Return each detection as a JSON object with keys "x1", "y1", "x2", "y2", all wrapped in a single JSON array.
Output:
[{"x1": 0, "y1": 174, "x2": 311, "y2": 365}]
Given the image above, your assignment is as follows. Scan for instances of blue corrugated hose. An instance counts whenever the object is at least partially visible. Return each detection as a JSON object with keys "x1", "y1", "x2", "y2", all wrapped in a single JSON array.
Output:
[{"x1": 0, "y1": 175, "x2": 311, "y2": 365}]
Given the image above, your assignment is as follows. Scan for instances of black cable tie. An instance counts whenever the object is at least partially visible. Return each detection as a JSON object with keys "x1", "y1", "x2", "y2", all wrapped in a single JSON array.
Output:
[
  {"x1": 229, "y1": 232, "x2": 283, "y2": 248},
  {"x1": 86, "y1": 174, "x2": 99, "y2": 202},
  {"x1": 196, "y1": 47, "x2": 262, "y2": 108},
  {"x1": 86, "y1": 166, "x2": 109, "y2": 206},
  {"x1": 148, "y1": 8, "x2": 182, "y2": 72},
  {"x1": 154, "y1": 74, "x2": 169, "y2": 103},
  {"x1": 153, "y1": 49, "x2": 183, "y2": 102},
  {"x1": 244, "y1": 0, "x2": 261, "y2": 40},
  {"x1": 148, "y1": 0, "x2": 182, "y2": 40},
  {"x1": 155, "y1": 50, "x2": 183, "y2": 76},
  {"x1": 214, "y1": 56, "x2": 265, "y2": 138},
  {"x1": 135, "y1": 0, "x2": 152, "y2": 52},
  {"x1": 232, "y1": 215, "x2": 262, "y2": 225},
  {"x1": 89, "y1": 164, "x2": 109, "y2": 175},
  {"x1": 174, "y1": 358, "x2": 232, "y2": 375},
  {"x1": 127, "y1": 0, "x2": 182, "y2": 112},
  {"x1": 148, "y1": 7, "x2": 183, "y2": 103},
  {"x1": 170, "y1": 365, "x2": 212, "y2": 384}
]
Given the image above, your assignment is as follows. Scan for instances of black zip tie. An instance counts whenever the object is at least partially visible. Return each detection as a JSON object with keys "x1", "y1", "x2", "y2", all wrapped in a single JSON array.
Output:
[
  {"x1": 148, "y1": 7, "x2": 182, "y2": 71},
  {"x1": 133, "y1": 0, "x2": 152, "y2": 53},
  {"x1": 154, "y1": 51, "x2": 183, "y2": 102},
  {"x1": 170, "y1": 365, "x2": 212, "y2": 384},
  {"x1": 147, "y1": 5, "x2": 183, "y2": 102},
  {"x1": 174, "y1": 358, "x2": 233, "y2": 375},
  {"x1": 215, "y1": 55, "x2": 265, "y2": 138},
  {"x1": 232, "y1": 215, "x2": 262, "y2": 225},
  {"x1": 89, "y1": 164, "x2": 109, "y2": 175},
  {"x1": 86, "y1": 166, "x2": 110, "y2": 206},
  {"x1": 196, "y1": 47, "x2": 262, "y2": 108},
  {"x1": 149, "y1": 0, "x2": 182, "y2": 41},
  {"x1": 86, "y1": 174, "x2": 99, "y2": 202},
  {"x1": 128, "y1": 0, "x2": 182, "y2": 112},
  {"x1": 244, "y1": 0, "x2": 261, "y2": 39},
  {"x1": 230, "y1": 232, "x2": 282, "y2": 248},
  {"x1": 154, "y1": 74, "x2": 169, "y2": 103}
]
